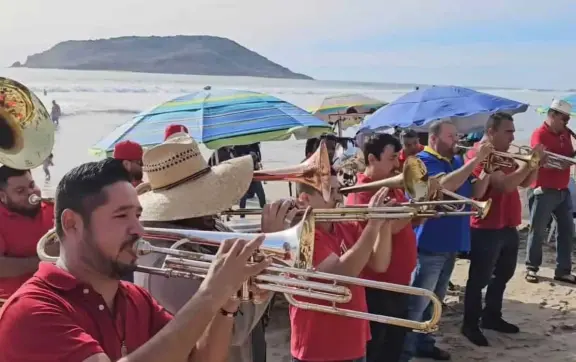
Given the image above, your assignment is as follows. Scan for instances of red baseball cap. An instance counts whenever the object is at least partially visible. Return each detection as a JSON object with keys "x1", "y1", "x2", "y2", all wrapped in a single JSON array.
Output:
[
  {"x1": 164, "y1": 124, "x2": 189, "y2": 140},
  {"x1": 113, "y1": 140, "x2": 143, "y2": 161}
]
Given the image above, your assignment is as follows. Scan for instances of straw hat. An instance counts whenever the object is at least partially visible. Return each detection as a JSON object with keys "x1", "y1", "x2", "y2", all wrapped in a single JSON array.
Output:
[
  {"x1": 138, "y1": 133, "x2": 253, "y2": 221},
  {"x1": 550, "y1": 99, "x2": 572, "y2": 115}
]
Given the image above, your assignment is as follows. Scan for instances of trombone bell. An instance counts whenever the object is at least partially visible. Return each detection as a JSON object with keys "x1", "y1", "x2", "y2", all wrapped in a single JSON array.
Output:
[
  {"x1": 253, "y1": 140, "x2": 332, "y2": 202},
  {"x1": 0, "y1": 77, "x2": 55, "y2": 170}
]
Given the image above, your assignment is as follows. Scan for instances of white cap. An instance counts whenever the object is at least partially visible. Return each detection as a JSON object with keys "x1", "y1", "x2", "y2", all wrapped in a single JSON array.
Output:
[{"x1": 550, "y1": 99, "x2": 572, "y2": 115}]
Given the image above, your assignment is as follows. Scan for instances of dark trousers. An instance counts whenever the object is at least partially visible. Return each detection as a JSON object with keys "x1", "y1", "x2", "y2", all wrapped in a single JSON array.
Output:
[
  {"x1": 251, "y1": 318, "x2": 267, "y2": 362},
  {"x1": 240, "y1": 181, "x2": 266, "y2": 215},
  {"x1": 293, "y1": 358, "x2": 365, "y2": 362},
  {"x1": 464, "y1": 227, "x2": 519, "y2": 326},
  {"x1": 366, "y1": 288, "x2": 409, "y2": 362}
]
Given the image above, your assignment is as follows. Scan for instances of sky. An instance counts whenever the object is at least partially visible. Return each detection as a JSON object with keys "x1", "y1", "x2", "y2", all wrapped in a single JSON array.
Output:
[{"x1": 2, "y1": 0, "x2": 575, "y2": 89}]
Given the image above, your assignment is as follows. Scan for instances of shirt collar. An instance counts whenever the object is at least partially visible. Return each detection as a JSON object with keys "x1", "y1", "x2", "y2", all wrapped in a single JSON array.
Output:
[
  {"x1": 423, "y1": 146, "x2": 452, "y2": 162},
  {"x1": 36, "y1": 262, "x2": 125, "y2": 295}
]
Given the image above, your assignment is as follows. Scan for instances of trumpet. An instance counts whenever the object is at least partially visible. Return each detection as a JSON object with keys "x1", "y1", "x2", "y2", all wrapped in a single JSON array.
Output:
[
  {"x1": 253, "y1": 140, "x2": 332, "y2": 202},
  {"x1": 28, "y1": 194, "x2": 54, "y2": 205},
  {"x1": 0, "y1": 77, "x2": 55, "y2": 170},
  {"x1": 508, "y1": 144, "x2": 576, "y2": 170},
  {"x1": 37, "y1": 208, "x2": 442, "y2": 332},
  {"x1": 339, "y1": 156, "x2": 492, "y2": 219},
  {"x1": 456, "y1": 144, "x2": 541, "y2": 173}
]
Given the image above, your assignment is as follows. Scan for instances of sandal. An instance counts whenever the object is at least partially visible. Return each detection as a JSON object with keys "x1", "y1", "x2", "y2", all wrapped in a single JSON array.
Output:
[
  {"x1": 525, "y1": 270, "x2": 539, "y2": 283},
  {"x1": 553, "y1": 274, "x2": 576, "y2": 284}
]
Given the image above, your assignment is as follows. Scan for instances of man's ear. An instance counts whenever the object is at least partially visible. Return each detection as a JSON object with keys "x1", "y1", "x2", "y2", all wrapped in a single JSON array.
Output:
[
  {"x1": 0, "y1": 190, "x2": 6, "y2": 204},
  {"x1": 60, "y1": 209, "x2": 84, "y2": 238},
  {"x1": 367, "y1": 153, "x2": 377, "y2": 165}
]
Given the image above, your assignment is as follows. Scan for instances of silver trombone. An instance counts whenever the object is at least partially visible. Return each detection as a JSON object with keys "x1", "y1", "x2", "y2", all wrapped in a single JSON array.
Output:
[
  {"x1": 508, "y1": 144, "x2": 576, "y2": 170},
  {"x1": 37, "y1": 208, "x2": 442, "y2": 333}
]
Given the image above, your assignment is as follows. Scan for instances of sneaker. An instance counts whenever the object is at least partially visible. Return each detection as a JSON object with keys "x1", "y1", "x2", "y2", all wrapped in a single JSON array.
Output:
[
  {"x1": 481, "y1": 317, "x2": 519, "y2": 334},
  {"x1": 461, "y1": 324, "x2": 489, "y2": 346}
]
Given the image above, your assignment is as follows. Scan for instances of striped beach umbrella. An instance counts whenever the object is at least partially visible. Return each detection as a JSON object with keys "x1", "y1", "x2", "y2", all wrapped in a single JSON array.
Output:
[
  {"x1": 310, "y1": 93, "x2": 387, "y2": 130},
  {"x1": 90, "y1": 87, "x2": 333, "y2": 154}
]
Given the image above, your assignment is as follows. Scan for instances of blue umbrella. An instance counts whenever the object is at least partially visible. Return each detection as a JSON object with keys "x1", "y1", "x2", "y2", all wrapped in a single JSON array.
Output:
[
  {"x1": 360, "y1": 86, "x2": 529, "y2": 134},
  {"x1": 90, "y1": 87, "x2": 332, "y2": 155}
]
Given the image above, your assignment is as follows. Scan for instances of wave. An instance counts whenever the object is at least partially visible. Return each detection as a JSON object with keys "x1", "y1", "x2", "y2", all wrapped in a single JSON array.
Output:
[{"x1": 61, "y1": 108, "x2": 140, "y2": 117}]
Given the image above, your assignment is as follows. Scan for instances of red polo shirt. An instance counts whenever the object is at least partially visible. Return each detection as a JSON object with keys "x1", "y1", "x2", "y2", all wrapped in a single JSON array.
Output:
[
  {"x1": 0, "y1": 262, "x2": 173, "y2": 361},
  {"x1": 466, "y1": 144, "x2": 521, "y2": 229},
  {"x1": 345, "y1": 173, "x2": 417, "y2": 286},
  {"x1": 0, "y1": 201, "x2": 54, "y2": 299},
  {"x1": 290, "y1": 223, "x2": 370, "y2": 361},
  {"x1": 531, "y1": 123, "x2": 574, "y2": 189},
  {"x1": 399, "y1": 145, "x2": 425, "y2": 170}
]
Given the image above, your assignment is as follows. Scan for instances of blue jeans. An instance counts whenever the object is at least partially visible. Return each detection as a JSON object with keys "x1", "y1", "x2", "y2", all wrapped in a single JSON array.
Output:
[
  {"x1": 400, "y1": 251, "x2": 456, "y2": 361},
  {"x1": 526, "y1": 188, "x2": 574, "y2": 275}
]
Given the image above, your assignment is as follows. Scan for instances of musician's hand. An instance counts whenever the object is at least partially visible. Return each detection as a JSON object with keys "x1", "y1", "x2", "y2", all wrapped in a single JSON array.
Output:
[
  {"x1": 202, "y1": 235, "x2": 272, "y2": 307},
  {"x1": 476, "y1": 142, "x2": 494, "y2": 161},
  {"x1": 221, "y1": 285, "x2": 271, "y2": 312},
  {"x1": 428, "y1": 177, "x2": 442, "y2": 200},
  {"x1": 261, "y1": 199, "x2": 301, "y2": 232},
  {"x1": 368, "y1": 187, "x2": 390, "y2": 208},
  {"x1": 532, "y1": 144, "x2": 547, "y2": 168}
]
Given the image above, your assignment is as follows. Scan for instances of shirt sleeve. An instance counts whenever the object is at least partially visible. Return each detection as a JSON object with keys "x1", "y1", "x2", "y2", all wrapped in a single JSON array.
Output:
[
  {"x1": 312, "y1": 234, "x2": 339, "y2": 267},
  {"x1": 417, "y1": 155, "x2": 445, "y2": 177},
  {"x1": 0, "y1": 297, "x2": 105, "y2": 362},
  {"x1": 464, "y1": 147, "x2": 483, "y2": 179}
]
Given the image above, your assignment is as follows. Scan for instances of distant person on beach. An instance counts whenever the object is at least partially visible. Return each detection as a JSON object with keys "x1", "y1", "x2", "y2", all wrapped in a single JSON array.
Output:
[
  {"x1": 50, "y1": 100, "x2": 61, "y2": 125},
  {"x1": 42, "y1": 153, "x2": 54, "y2": 181},
  {"x1": 235, "y1": 143, "x2": 266, "y2": 213},
  {"x1": 43, "y1": 89, "x2": 47, "y2": 96}
]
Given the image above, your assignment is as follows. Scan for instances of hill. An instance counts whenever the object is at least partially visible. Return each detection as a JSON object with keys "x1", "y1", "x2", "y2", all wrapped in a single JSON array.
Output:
[{"x1": 11, "y1": 36, "x2": 312, "y2": 80}]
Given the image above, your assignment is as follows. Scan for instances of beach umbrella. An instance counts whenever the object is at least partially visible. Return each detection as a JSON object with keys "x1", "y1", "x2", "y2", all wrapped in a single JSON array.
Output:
[
  {"x1": 359, "y1": 86, "x2": 529, "y2": 134},
  {"x1": 90, "y1": 87, "x2": 333, "y2": 154},
  {"x1": 310, "y1": 93, "x2": 387, "y2": 131},
  {"x1": 536, "y1": 94, "x2": 576, "y2": 116}
]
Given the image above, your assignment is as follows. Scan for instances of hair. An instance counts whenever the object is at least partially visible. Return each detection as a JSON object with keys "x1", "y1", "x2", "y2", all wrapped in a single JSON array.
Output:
[
  {"x1": 362, "y1": 133, "x2": 401, "y2": 165},
  {"x1": 485, "y1": 112, "x2": 513, "y2": 132},
  {"x1": 428, "y1": 119, "x2": 455, "y2": 137},
  {"x1": 0, "y1": 166, "x2": 29, "y2": 189},
  {"x1": 55, "y1": 158, "x2": 131, "y2": 238},
  {"x1": 400, "y1": 129, "x2": 418, "y2": 141}
]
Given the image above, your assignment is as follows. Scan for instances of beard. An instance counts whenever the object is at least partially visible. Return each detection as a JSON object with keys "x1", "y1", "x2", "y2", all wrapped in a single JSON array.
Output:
[
  {"x1": 437, "y1": 140, "x2": 456, "y2": 158},
  {"x1": 3, "y1": 198, "x2": 41, "y2": 218},
  {"x1": 132, "y1": 170, "x2": 143, "y2": 183},
  {"x1": 80, "y1": 228, "x2": 140, "y2": 280}
]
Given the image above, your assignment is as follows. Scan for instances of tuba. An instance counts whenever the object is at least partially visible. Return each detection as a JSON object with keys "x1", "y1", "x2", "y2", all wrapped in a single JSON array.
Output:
[{"x1": 0, "y1": 77, "x2": 55, "y2": 170}]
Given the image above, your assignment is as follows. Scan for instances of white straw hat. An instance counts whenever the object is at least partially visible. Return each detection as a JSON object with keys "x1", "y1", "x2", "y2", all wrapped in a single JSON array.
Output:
[
  {"x1": 550, "y1": 99, "x2": 572, "y2": 115},
  {"x1": 138, "y1": 133, "x2": 253, "y2": 221}
]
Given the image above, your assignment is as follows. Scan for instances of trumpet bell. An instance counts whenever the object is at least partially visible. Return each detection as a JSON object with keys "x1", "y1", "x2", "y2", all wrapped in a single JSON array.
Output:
[
  {"x1": 477, "y1": 199, "x2": 492, "y2": 219},
  {"x1": 254, "y1": 141, "x2": 332, "y2": 202},
  {"x1": 0, "y1": 77, "x2": 55, "y2": 170}
]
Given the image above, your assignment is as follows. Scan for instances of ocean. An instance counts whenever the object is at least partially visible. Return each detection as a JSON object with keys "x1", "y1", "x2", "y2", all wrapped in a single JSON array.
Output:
[{"x1": 2, "y1": 67, "x2": 572, "y2": 195}]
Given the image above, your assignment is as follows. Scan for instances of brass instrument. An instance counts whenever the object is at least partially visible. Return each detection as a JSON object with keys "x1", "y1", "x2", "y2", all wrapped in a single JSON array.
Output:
[
  {"x1": 456, "y1": 144, "x2": 541, "y2": 173},
  {"x1": 37, "y1": 208, "x2": 442, "y2": 332},
  {"x1": 508, "y1": 143, "x2": 576, "y2": 170},
  {"x1": 28, "y1": 194, "x2": 54, "y2": 205},
  {"x1": 253, "y1": 141, "x2": 332, "y2": 202},
  {"x1": 0, "y1": 77, "x2": 55, "y2": 170},
  {"x1": 339, "y1": 156, "x2": 492, "y2": 219}
]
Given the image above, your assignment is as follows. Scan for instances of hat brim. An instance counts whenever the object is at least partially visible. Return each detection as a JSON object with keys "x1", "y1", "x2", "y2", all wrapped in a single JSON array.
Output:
[{"x1": 138, "y1": 155, "x2": 254, "y2": 221}]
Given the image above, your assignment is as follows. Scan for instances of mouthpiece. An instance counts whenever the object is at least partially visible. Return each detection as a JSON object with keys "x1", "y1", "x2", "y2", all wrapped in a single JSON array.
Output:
[
  {"x1": 134, "y1": 239, "x2": 153, "y2": 256},
  {"x1": 28, "y1": 194, "x2": 41, "y2": 205}
]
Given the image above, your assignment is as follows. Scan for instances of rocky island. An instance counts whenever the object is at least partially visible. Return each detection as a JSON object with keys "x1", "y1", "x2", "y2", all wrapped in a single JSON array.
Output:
[{"x1": 12, "y1": 36, "x2": 312, "y2": 80}]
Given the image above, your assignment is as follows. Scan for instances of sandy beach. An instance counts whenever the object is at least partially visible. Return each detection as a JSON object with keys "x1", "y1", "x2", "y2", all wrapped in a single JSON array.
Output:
[{"x1": 244, "y1": 183, "x2": 576, "y2": 362}]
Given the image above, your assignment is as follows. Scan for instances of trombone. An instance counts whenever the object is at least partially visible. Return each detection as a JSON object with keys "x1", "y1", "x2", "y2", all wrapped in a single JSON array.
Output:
[
  {"x1": 508, "y1": 144, "x2": 576, "y2": 170},
  {"x1": 253, "y1": 140, "x2": 332, "y2": 202},
  {"x1": 339, "y1": 156, "x2": 492, "y2": 219},
  {"x1": 37, "y1": 208, "x2": 442, "y2": 333},
  {"x1": 455, "y1": 144, "x2": 541, "y2": 173}
]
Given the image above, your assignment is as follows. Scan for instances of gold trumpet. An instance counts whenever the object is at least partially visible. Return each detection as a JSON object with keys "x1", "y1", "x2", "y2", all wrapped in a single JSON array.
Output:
[
  {"x1": 37, "y1": 208, "x2": 442, "y2": 333},
  {"x1": 508, "y1": 143, "x2": 576, "y2": 170},
  {"x1": 0, "y1": 77, "x2": 55, "y2": 170},
  {"x1": 339, "y1": 156, "x2": 492, "y2": 219},
  {"x1": 253, "y1": 140, "x2": 332, "y2": 202},
  {"x1": 456, "y1": 144, "x2": 541, "y2": 173}
]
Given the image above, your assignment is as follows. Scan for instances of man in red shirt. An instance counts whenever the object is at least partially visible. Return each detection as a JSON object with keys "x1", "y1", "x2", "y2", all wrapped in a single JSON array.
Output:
[
  {"x1": 0, "y1": 158, "x2": 270, "y2": 362},
  {"x1": 398, "y1": 129, "x2": 424, "y2": 170},
  {"x1": 345, "y1": 133, "x2": 417, "y2": 362},
  {"x1": 462, "y1": 112, "x2": 543, "y2": 346},
  {"x1": 113, "y1": 140, "x2": 144, "y2": 187},
  {"x1": 525, "y1": 99, "x2": 576, "y2": 284},
  {"x1": 0, "y1": 166, "x2": 54, "y2": 302},
  {"x1": 291, "y1": 177, "x2": 393, "y2": 362}
]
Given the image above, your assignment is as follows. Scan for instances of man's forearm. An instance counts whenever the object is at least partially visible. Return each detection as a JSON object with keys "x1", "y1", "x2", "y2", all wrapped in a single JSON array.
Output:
[
  {"x1": 191, "y1": 314, "x2": 234, "y2": 362},
  {"x1": 0, "y1": 256, "x2": 40, "y2": 277},
  {"x1": 519, "y1": 169, "x2": 538, "y2": 188},
  {"x1": 440, "y1": 157, "x2": 482, "y2": 191},
  {"x1": 121, "y1": 287, "x2": 224, "y2": 362},
  {"x1": 390, "y1": 218, "x2": 411, "y2": 234}
]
